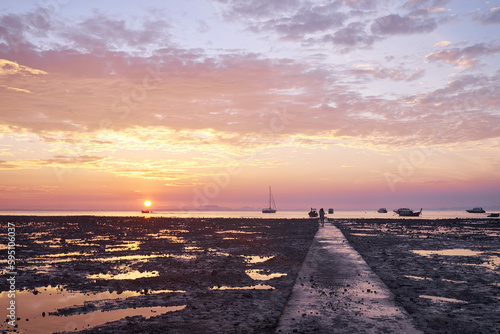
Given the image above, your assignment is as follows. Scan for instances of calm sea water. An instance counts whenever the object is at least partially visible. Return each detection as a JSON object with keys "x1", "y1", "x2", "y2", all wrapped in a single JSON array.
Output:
[{"x1": 0, "y1": 210, "x2": 497, "y2": 219}]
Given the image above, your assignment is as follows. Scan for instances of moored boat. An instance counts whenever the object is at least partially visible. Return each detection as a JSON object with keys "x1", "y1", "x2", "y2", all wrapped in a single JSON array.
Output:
[
  {"x1": 466, "y1": 207, "x2": 485, "y2": 213},
  {"x1": 394, "y1": 208, "x2": 422, "y2": 217},
  {"x1": 262, "y1": 186, "x2": 277, "y2": 213},
  {"x1": 393, "y1": 208, "x2": 411, "y2": 214},
  {"x1": 378, "y1": 208, "x2": 387, "y2": 213},
  {"x1": 487, "y1": 213, "x2": 499, "y2": 217},
  {"x1": 308, "y1": 208, "x2": 318, "y2": 217}
]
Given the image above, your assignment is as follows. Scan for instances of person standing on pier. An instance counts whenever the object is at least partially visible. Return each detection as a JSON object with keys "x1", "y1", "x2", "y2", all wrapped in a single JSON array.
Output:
[{"x1": 319, "y1": 208, "x2": 325, "y2": 226}]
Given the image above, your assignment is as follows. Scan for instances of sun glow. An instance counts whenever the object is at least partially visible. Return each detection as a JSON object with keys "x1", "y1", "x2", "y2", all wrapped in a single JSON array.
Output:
[{"x1": 144, "y1": 200, "x2": 151, "y2": 207}]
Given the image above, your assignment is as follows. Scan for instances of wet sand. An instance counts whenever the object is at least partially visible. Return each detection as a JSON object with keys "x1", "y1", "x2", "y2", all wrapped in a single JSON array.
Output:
[
  {"x1": 1, "y1": 216, "x2": 499, "y2": 333},
  {"x1": 0, "y1": 216, "x2": 317, "y2": 333},
  {"x1": 333, "y1": 218, "x2": 500, "y2": 334}
]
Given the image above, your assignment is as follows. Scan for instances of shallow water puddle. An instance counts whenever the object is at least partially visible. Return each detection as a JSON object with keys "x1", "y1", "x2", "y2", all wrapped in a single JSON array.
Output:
[
  {"x1": 145, "y1": 234, "x2": 186, "y2": 243},
  {"x1": 216, "y1": 230, "x2": 258, "y2": 234},
  {"x1": 0, "y1": 287, "x2": 185, "y2": 333},
  {"x1": 87, "y1": 270, "x2": 159, "y2": 280},
  {"x1": 44, "y1": 252, "x2": 85, "y2": 258},
  {"x1": 404, "y1": 275, "x2": 432, "y2": 281},
  {"x1": 411, "y1": 249, "x2": 483, "y2": 257},
  {"x1": 5, "y1": 305, "x2": 186, "y2": 333},
  {"x1": 441, "y1": 278, "x2": 468, "y2": 284},
  {"x1": 242, "y1": 255, "x2": 274, "y2": 263},
  {"x1": 105, "y1": 241, "x2": 141, "y2": 252},
  {"x1": 245, "y1": 269, "x2": 287, "y2": 281},
  {"x1": 420, "y1": 295, "x2": 468, "y2": 303},
  {"x1": 210, "y1": 284, "x2": 274, "y2": 290},
  {"x1": 93, "y1": 253, "x2": 196, "y2": 262}
]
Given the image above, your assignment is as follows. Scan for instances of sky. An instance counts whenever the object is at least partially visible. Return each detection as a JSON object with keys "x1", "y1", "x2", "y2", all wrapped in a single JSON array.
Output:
[{"x1": 0, "y1": 0, "x2": 499, "y2": 211}]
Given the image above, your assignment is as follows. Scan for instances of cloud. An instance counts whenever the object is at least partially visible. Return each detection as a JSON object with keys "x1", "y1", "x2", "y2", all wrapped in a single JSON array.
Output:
[
  {"x1": 346, "y1": 64, "x2": 424, "y2": 81},
  {"x1": 475, "y1": 7, "x2": 500, "y2": 25},
  {"x1": 63, "y1": 14, "x2": 171, "y2": 53},
  {"x1": 0, "y1": 59, "x2": 47, "y2": 76},
  {"x1": 0, "y1": 155, "x2": 107, "y2": 170},
  {"x1": 402, "y1": 0, "x2": 451, "y2": 11},
  {"x1": 213, "y1": 0, "x2": 302, "y2": 20},
  {"x1": 426, "y1": 43, "x2": 500, "y2": 68},
  {"x1": 1, "y1": 4, "x2": 499, "y2": 158},
  {"x1": 371, "y1": 14, "x2": 437, "y2": 35},
  {"x1": 313, "y1": 22, "x2": 378, "y2": 48},
  {"x1": 249, "y1": 8, "x2": 347, "y2": 40},
  {"x1": 433, "y1": 40, "x2": 451, "y2": 47},
  {"x1": 212, "y1": 0, "x2": 453, "y2": 51}
]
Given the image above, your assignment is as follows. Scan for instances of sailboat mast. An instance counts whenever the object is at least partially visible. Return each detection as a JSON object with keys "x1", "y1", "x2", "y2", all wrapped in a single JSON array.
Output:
[{"x1": 269, "y1": 186, "x2": 272, "y2": 208}]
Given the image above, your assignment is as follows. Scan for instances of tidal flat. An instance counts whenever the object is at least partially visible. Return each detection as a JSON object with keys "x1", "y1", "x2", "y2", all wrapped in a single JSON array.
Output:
[
  {"x1": 1, "y1": 216, "x2": 499, "y2": 333},
  {"x1": 334, "y1": 218, "x2": 500, "y2": 334},
  {"x1": 0, "y1": 216, "x2": 317, "y2": 333}
]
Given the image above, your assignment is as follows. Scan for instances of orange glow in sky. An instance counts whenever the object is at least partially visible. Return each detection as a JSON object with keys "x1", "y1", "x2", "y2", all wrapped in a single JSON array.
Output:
[{"x1": 0, "y1": 1, "x2": 499, "y2": 211}]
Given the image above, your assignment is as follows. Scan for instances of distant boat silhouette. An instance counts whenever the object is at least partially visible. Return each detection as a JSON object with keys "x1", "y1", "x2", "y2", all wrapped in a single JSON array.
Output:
[
  {"x1": 141, "y1": 210, "x2": 151, "y2": 213},
  {"x1": 308, "y1": 208, "x2": 318, "y2": 217},
  {"x1": 466, "y1": 207, "x2": 485, "y2": 213},
  {"x1": 262, "y1": 186, "x2": 277, "y2": 213},
  {"x1": 394, "y1": 208, "x2": 422, "y2": 216}
]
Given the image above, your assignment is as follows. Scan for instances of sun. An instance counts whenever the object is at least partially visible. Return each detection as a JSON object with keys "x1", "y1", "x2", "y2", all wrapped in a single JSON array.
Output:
[{"x1": 144, "y1": 200, "x2": 152, "y2": 207}]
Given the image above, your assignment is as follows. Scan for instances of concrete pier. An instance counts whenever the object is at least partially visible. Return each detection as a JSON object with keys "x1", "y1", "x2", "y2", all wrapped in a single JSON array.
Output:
[{"x1": 276, "y1": 224, "x2": 422, "y2": 334}]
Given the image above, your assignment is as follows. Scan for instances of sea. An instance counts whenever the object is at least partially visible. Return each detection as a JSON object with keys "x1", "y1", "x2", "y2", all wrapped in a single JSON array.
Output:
[{"x1": 0, "y1": 209, "x2": 497, "y2": 220}]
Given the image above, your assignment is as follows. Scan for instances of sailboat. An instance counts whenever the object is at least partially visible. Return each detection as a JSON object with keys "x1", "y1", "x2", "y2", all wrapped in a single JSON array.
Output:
[{"x1": 262, "y1": 186, "x2": 277, "y2": 213}]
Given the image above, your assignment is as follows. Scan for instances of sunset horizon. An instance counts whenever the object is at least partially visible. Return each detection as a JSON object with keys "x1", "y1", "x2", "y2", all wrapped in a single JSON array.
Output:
[{"x1": 1, "y1": 0, "x2": 499, "y2": 212}]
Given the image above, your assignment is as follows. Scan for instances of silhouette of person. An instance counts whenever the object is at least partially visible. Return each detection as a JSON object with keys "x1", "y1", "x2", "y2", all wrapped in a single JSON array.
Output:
[{"x1": 319, "y1": 208, "x2": 325, "y2": 226}]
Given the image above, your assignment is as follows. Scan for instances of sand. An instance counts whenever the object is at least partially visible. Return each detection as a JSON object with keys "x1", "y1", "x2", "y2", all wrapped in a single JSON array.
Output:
[
  {"x1": 0, "y1": 216, "x2": 317, "y2": 333},
  {"x1": 333, "y1": 218, "x2": 500, "y2": 334},
  {"x1": 1, "y1": 216, "x2": 499, "y2": 333}
]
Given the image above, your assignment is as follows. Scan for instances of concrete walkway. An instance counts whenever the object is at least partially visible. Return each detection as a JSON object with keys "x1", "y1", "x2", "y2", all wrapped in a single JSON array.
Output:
[{"x1": 275, "y1": 223, "x2": 423, "y2": 334}]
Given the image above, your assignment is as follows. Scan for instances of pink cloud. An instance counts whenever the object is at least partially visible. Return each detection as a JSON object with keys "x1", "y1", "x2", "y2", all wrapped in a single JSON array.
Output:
[
  {"x1": 426, "y1": 43, "x2": 500, "y2": 68},
  {"x1": 1, "y1": 6, "x2": 498, "y2": 152}
]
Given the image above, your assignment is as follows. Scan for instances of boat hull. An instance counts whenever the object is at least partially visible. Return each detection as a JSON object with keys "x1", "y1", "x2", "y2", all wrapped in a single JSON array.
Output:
[
  {"x1": 398, "y1": 212, "x2": 421, "y2": 217},
  {"x1": 395, "y1": 208, "x2": 422, "y2": 217},
  {"x1": 262, "y1": 209, "x2": 276, "y2": 213},
  {"x1": 308, "y1": 208, "x2": 318, "y2": 217}
]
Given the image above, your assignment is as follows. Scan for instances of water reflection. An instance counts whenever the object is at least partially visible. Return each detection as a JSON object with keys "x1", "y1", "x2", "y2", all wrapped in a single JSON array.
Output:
[
  {"x1": 242, "y1": 255, "x2": 274, "y2": 264},
  {"x1": 210, "y1": 284, "x2": 274, "y2": 290},
  {"x1": 44, "y1": 252, "x2": 84, "y2": 258},
  {"x1": 87, "y1": 270, "x2": 159, "y2": 280},
  {"x1": 411, "y1": 249, "x2": 483, "y2": 257},
  {"x1": 0, "y1": 287, "x2": 186, "y2": 333},
  {"x1": 404, "y1": 275, "x2": 432, "y2": 281},
  {"x1": 245, "y1": 269, "x2": 287, "y2": 281},
  {"x1": 105, "y1": 241, "x2": 141, "y2": 252},
  {"x1": 420, "y1": 295, "x2": 468, "y2": 303}
]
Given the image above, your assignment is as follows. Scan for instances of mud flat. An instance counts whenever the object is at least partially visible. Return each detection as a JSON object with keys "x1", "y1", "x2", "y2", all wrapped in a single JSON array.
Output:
[
  {"x1": 333, "y1": 218, "x2": 500, "y2": 334},
  {"x1": 0, "y1": 216, "x2": 317, "y2": 333}
]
